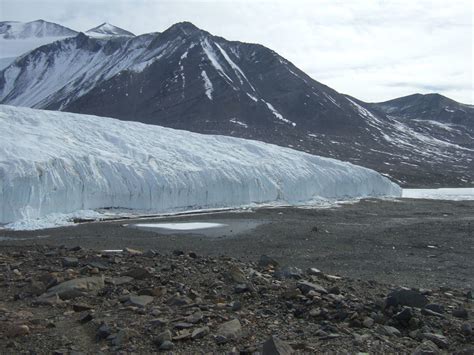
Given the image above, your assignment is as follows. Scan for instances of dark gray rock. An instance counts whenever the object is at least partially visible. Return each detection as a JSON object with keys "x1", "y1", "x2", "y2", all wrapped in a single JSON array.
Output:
[
  {"x1": 274, "y1": 266, "x2": 303, "y2": 280},
  {"x1": 297, "y1": 281, "x2": 327, "y2": 295},
  {"x1": 122, "y1": 267, "x2": 152, "y2": 280},
  {"x1": 385, "y1": 289, "x2": 428, "y2": 308},
  {"x1": 393, "y1": 307, "x2": 413, "y2": 323},
  {"x1": 39, "y1": 276, "x2": 104, "y2": 300},
  {"x1": 422, "y1": 333, "x2": 449, "y2": 349},
  {"x1": 461, "y1": 322, "x2": 472, "y2": 336},
  {"x1": 262, "y1": 335, "x2": 294, "y2": 355},
  {"x1": 452, "y1": 307, "x2": 469, "y2": 319},
  {"x1": 62, "y1": 257, "x2": 79, "y2": 267},
  {"x1": 424, "y1": 304, "x2": 444, "y2": 314},
  {"x1": 216, "y1": 319, "x2": 242, "y2": 340},
  {"x1": 381, "y1": 325, "x2": 402, "y2": 337},
  {"x1": 97, "y1": 323, "x2": 112, "y2": 340},
  {"x1": 191, "y1": 326, "x2": 209, "y2": 339},
  {"x1": 258, "y1": 255, "x2": 279, "y2": 269},
  {"x1": 126, "y1": 295, "x2": 154, "y2": 307},
  {"x1": 159, "y1": 340, "x2": 174, "y2": 350}
]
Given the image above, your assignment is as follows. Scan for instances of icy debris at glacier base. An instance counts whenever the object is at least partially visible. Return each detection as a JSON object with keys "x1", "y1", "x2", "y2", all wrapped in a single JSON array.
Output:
[{"x1": 0, "y1": 105, "x2": 401, "y2": 229}]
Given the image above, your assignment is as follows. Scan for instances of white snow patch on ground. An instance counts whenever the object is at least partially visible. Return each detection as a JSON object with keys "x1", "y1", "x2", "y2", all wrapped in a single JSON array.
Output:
[
  {"x1": 0, "y1": 105, "x2": 401, "y2": 228},
  {"x1": 402, "y1": 188, "x2": 474, "y2": 201},
  {"x1": 200, "y1": 70, "x2": 214, "y2": 100},
  {"x1": 131, "y1": 222, "x2": 227, "y2": 230}
]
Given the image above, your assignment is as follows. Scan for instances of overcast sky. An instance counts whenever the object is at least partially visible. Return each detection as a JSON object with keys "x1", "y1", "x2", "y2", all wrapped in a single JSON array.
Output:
[{"x1": 2, "y1": 0, "x2": 472, "y2": 104}]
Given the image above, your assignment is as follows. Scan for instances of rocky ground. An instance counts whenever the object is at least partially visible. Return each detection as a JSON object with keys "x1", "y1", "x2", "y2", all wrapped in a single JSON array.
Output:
[
  {"x1": 0, "y1": 245, "x2": 472, "y2": 354},
  {"x1": 2, "y1": 199, "x2": 474, "y2": 290}
]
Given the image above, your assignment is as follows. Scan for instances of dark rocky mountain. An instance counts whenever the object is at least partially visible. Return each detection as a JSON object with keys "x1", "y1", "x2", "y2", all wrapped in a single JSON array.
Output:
[
  {"x1": 369, "y1": 93, "x2": 474, "y2": 128},
  {"x1": 85, "y1": 22, "x2": 135, "y2": 37},
  {"x1": 0, "y1": 22, "x2": 472, "y2": 187}
]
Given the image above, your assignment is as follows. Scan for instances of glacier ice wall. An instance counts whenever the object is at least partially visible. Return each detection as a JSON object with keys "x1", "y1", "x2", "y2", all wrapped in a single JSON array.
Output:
[{"x1": 0, "y1": 105, "x2": 401, "y2": 224}]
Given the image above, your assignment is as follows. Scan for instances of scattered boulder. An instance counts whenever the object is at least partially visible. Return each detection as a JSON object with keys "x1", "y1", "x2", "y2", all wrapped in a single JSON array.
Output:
[
  {"x1": 191, "y1": 326, "x2": 210, "y2": 339},
  {"x1": 96, "y1": 322, "x2": 112, "y2": 340},
  {"x1": 385, "y1": 289, "x2": 428, "y2": 308},
  {"x1": 422, "y1": 333, "x2": 449, "y2": 349},
  {"x1": 39, "y1": 276, "x2": 104, "y2": 300},
  {"x1": 159, "y1": 341, "x2": 174, "y2": 350},
  {"x1": 413, "y1": 340, "x2": 439, "y2": 355},
  {"x1": 297, "y1": 281, "x2": 327, "y2": 295},
  {"x1": 122, "y1": 267, "x2": 152, "y2": 280},
  {"x1": 216, "y1": 319, "x2": 242, "y2": 341},
  {"x1": 6, "y1": 324, "x2": 30, "y2": 337},
  {"x1": 126, "y1": 295, "x2": 154, "y2": 308},
  {"x1": 154, "y1": 330, "x2": 172, "y2": 345},
  {"x1": 381, "y1": 325, "x2": 402, "y2": 337},
  {"x1": 262, "y1": 335, "x2": 294, "y2": 355},
  {"x1": 452, "y1": 307, "x2": 468, "y2": 319},
  {"x1": 228, "y1": 265, "x2": 247, "y2": 283},
  {"x1": 424, "y1": 304, "x2": 444, "y2": 314},
  {"x1": 258, "y1": 255, "x2": 279, "y2": 269},
  {"x1": 274, "y1": 266, "x2": 303, "y2": 280},
  {"x1": 62, "y1": 257, "x2": 79, "y2": 267}
]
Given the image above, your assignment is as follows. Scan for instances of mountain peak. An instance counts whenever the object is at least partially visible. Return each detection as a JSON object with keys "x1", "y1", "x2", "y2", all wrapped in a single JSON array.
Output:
[
  {"x1": 165, "y1": 21, "x2": 202, "y2": 35},
  {"x1": 85, "y1": 23, "x2": 135, "y2": 37},
  {"x1": 0, "y1": 19, "x2": 78, "y2": 39}
]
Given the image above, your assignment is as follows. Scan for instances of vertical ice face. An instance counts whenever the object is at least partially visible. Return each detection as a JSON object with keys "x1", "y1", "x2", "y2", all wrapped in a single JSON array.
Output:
[{"x1": 0, "y1": 105, "x2": 401, "y2": 224}]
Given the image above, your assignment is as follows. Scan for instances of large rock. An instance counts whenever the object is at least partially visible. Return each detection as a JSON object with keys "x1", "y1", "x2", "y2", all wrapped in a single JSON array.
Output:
[
  {"x1": 262, "y1": 335, "x2": 294, "y2": 355},
  {"x1": 297, "y1": 281, "x2": 327, "y2": 295},
  {"x1": 258, "y1": 255, "x2": 279, "y2": 269},
  {"x1": 228, "y1": 265, "x2": 247, "y2": 283},
  {"x1": 216, "y1": 319, "x2": 242, "y2": 340},
  {"x1": 422, "y1": 333, "x2": 449, "y2": 349},
  {"x1": 40, "y1": 276, "x2": 104, "y2": 300},
  {"x1": 385, "y1": 289, "x2": 428, "y2": 308},
  {"x1": 126, "y1": 295, "x2": 154, "y2": 308}
]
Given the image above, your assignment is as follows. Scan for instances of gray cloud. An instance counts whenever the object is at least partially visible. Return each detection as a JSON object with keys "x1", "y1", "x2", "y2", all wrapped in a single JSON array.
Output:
[{"x1": 1, "y1": 0, "x2": 472, "y2": 103}]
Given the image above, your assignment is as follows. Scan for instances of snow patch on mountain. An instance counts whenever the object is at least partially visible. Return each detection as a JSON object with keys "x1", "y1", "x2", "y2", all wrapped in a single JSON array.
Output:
[
  {"x1": 0, "y1": 20, "x2": 77, "y2": 39},
  {"x1": 0, "y1": 105, "x2": 401, "y2": 226},
  {"x1": 85, "y1": 23, "x2": 135, "y2": 37},
  {"x1": 263, "y1": 100, "x2": 296, "y2": 127},
  {"x1": 201, "y1": 70, "x2": 213, "y2": 100},
  {"x1": 200, "y1": 38, "x2": 234, "y2": 84},
  {"x1": 215, "y1": 42, "x2": 256, "y2": 92}
]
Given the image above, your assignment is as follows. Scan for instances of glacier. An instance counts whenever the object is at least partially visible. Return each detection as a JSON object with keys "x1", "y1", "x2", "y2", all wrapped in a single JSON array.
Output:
[{"x1": 0, "y1": 105, "x2": 401, "y2": 226}]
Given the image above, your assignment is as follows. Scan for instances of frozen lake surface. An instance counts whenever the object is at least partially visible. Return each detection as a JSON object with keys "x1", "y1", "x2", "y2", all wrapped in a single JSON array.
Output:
[
  {"x1": 127, "y1": 219, "x2": 262, "y2": 237},
  {"x1": 402, "y1": 188, "x2": 474, "y2": 200}
]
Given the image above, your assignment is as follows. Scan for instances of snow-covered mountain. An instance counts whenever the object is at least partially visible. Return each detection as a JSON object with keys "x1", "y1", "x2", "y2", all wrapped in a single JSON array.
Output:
[
  {"x1": 0, "y1": 20, "x2": 78, "y2": 70},
  {"x1": 0, "y1": 19, "x2": 77, "y2": 39},
  {"x1": 0, "y1": 105, "x2": 400, "y2": 225},
  {"x1": 85, "y1": 22, "x2": 135, "y2": 37},
  {"x1": 0, "y1": 22, "x2": 472, "y2": 186}
]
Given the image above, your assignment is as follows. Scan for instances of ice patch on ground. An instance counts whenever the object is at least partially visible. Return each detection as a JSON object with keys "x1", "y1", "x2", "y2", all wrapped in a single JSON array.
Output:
[
  {"x1": 131, "y1": 222, "x2": 227, "y2": 230},
  {"x1": 402, "y1": 188, "x2": 474, "y2": 201}
]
